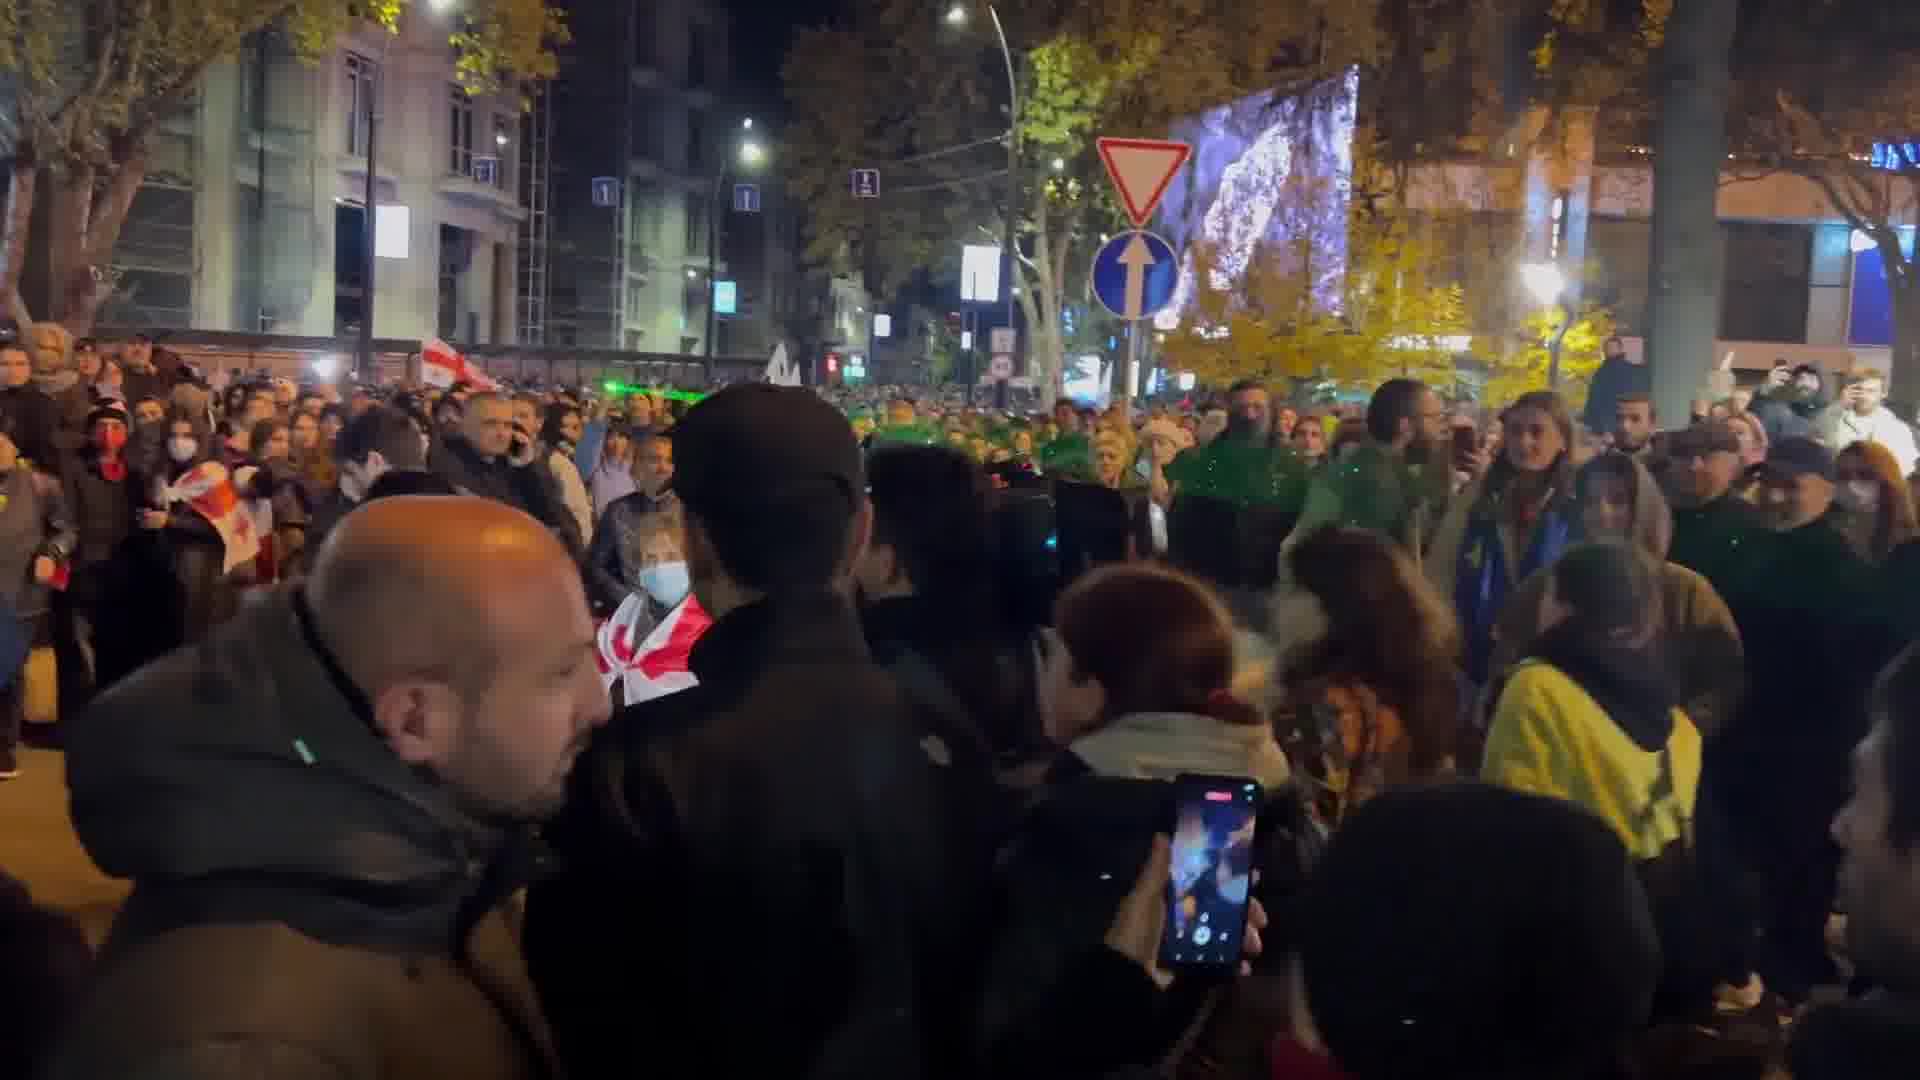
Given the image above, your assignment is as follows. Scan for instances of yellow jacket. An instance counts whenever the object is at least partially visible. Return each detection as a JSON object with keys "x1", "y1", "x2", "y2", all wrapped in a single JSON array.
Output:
[{"x1": 1482, "y1": 660, "x2": 1702, "y2": 860}]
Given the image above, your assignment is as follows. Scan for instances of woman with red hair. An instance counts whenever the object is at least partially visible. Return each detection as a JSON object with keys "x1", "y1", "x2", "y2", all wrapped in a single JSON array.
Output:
[{"x1": 1834, "y1": 440, "x2": 1919, "y2": 565}]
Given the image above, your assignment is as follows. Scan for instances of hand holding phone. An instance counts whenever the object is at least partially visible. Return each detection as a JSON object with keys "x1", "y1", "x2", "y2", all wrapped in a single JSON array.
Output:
[{"x1": 1160, "y1": 774, "x2": 1261, "y2": 975}]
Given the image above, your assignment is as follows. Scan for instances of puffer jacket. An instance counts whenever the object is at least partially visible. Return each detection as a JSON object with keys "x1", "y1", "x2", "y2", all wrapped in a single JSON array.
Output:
[{"x1": 41, "y1": 587, "x2": 562, "y2": 1080}]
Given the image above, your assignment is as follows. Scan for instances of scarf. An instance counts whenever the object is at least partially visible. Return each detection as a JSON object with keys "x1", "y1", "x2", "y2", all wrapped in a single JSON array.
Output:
[
  {"x1": 1454, "y1": 487, "x2": 1573, "y2": 683},
  {"x1": 1526, "y1": 621, "x2": 1678, "y2": 752}
]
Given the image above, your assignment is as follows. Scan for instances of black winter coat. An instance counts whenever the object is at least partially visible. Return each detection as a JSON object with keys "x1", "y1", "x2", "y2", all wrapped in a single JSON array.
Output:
[
  {"x1": 526, "y1": 590, "x2": 994, "y2": 1080},
  {"x1": 429, "y1": 435, "x2": 583, "y2": 556}
]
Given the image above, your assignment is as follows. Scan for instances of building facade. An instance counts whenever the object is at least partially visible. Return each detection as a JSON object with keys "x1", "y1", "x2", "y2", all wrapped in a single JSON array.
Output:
[
  {"x1": 536, "y1": 0, "x2": 793, "y2": 357},
  {"x1": 94, "y1": 12, "x2": 525, "y2": 343}
]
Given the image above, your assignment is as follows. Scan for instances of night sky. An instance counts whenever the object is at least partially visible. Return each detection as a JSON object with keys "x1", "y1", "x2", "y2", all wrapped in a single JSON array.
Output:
[{"x1": 729, "y1": 0, "x2": 843, "y2": 110}]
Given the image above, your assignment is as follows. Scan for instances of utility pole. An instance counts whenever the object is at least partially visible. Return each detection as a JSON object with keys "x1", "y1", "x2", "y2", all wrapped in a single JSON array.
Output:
[{"x1": 358, "y1": 59, "x2": 381, "y2": 380}]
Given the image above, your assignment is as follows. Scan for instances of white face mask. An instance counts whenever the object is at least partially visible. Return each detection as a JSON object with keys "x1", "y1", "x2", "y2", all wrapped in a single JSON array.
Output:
[
  {"x1": 638, "y1": 560, "x2": 691, "y2": 608},
  {"x1": 1840, "y1": 480, "x2": 1881, "y2": 514},
  {"x1": 167, "y1": 437, "x2": 197, "y2": 464}
]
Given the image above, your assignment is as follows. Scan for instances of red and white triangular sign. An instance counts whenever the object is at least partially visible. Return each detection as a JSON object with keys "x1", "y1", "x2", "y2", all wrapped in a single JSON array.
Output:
[{"x1": 1097, "y1": 137, "x2": 1192, "y2": 228}]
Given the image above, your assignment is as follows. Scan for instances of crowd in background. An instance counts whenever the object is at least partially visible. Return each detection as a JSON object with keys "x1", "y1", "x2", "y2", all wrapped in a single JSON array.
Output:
[{"x1": 2, "y1": 319, "x2": 1920, "y2": 1080}]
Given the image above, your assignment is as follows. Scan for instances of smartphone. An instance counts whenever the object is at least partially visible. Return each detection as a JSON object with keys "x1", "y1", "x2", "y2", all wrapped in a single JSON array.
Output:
[{"x1": 1160, "y1": 773, "x2": 1261, "y2": 973}]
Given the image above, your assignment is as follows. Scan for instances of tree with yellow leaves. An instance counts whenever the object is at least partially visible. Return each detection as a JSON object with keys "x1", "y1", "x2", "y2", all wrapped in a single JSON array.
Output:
[
  {"x1": 1161, "y1": 197, "x2": 1468, "y2": 395},
  {"x1": 0, "y1": 0, "x2": 566, "y2": 336},
  {"x1": 1474, "y1": 303, "x2": 1614, "y2": 408}
]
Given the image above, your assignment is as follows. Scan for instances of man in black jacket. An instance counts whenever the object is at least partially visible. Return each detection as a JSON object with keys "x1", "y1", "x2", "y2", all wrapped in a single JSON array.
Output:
[
  {"x1": 429, "y1": 391, "x2": 581, "y2": 555},
  {"x1": 525, "y1": 384, "x2": 977, "y2": 1080}
]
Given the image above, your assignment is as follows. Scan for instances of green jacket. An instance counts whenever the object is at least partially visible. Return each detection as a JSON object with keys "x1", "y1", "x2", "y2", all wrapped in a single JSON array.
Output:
[
  {"x1": 1289, "y1": 442, "x2": 1451, "y2": 552},
  {"x1": 1164, "y1": 436, "x2": 1311, "y2": 512}
]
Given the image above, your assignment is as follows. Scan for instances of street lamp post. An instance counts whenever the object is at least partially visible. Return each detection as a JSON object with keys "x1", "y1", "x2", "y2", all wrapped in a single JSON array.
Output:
[
  {"x1": 1522, "y1": 262, "x2": 1574, "y2": 389},
  {"x1": 705, "y1": 124, "x2": 765, "y2": 372},
  {"x1": 949, "y1": 4, "x2": 1019, "y2": 401}
]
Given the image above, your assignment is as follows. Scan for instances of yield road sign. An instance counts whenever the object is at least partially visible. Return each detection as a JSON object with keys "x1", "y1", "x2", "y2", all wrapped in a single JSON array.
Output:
[
  {"x1": 1096, "y1": 138, "x2": 1191, "y2": 228},
  {"x1": 1091, "y1": 230, "x2": 1177, "y2": 321}
]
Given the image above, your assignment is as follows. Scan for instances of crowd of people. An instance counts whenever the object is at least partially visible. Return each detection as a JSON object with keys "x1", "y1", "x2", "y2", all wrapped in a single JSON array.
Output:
[{"x1": 1, "y1": 320, "x2": 1919, "y2": 1080}]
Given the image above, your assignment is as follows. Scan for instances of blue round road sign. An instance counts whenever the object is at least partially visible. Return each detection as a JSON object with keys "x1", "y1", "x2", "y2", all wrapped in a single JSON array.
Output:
[{"x1": 1091, "y1": 230, "x2": 1178, "y2": 321}]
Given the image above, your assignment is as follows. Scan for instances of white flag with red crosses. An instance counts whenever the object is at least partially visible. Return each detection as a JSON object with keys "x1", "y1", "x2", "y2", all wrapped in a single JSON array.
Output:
[{"x1": 595, "y1": 592, "x2": 712, "y2": 703}]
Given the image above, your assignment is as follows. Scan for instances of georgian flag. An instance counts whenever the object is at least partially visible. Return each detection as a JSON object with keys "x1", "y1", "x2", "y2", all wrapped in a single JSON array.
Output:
[
  {"x1": 421, "y1": 337, "x2": 500, "y2": 391},
  {"x1": 595, "y1": 592, "x2": 712, "y2": 703},
  {"x1": 164, "y1": 462, "x2": 263, "y2": 574}
]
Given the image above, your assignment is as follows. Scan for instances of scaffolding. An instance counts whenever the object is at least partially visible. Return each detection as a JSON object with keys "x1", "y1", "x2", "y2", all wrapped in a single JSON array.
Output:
[{"x1": 517, "y1": 86, "x2": 552, "y2": 344}]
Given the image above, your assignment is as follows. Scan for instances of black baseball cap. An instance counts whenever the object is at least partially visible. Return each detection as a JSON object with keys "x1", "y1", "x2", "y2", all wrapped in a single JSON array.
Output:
[
  {"x1": 671, "y1": 384, "x2": 863, "y2": 519},
  {"x1": 1764, "y1": 436, "x2": 1836, "y2": 481}
]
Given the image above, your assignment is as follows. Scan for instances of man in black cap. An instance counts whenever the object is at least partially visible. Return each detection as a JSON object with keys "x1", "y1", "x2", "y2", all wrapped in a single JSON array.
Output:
[
  {"x1": 1665, "y1": 421, "x2": 1766, "y2": 600},
  {"x1": 525, "y1": 384, "x2": 976, "y2": 1080},
  {"x1": 1719, "y1": 434, "x2": 1880, "y2": 1003}
]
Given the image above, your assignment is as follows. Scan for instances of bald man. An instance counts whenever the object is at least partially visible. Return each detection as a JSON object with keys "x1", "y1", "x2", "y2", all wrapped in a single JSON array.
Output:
[{"x1": 45, "y1": 496, "x2": 607, "y2": 1080}]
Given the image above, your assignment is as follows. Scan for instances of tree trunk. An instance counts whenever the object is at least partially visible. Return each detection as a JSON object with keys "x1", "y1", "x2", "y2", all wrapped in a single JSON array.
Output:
[
  {"x1": 48, "y1": 153, "x2": 147, "y2": 336},
  {"x1": 1891, "y1": 266, "x2": 1920, "y2": 400},
  {"x1": 1644, "y1": 0, "x2": 1740, "y2": 424},
  {"x1": 0, "y1": 161, "x2": 38, "y2": 331}
]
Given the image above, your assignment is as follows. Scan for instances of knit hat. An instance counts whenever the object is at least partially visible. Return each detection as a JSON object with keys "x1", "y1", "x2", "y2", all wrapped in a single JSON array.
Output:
[
  {"x1": 1299, "y1": 783, "x2": 1659, "y2": 1080},
  {"x1": 86, "y1": 402, "x2": 129, "y2": 430}
]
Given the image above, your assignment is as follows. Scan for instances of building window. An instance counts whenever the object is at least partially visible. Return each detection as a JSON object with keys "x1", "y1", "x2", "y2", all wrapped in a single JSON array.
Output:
[
  {"x1": 449, "y1": 86, "x2": 475, "y2": 176},
  {"x1": 688, "y1": 23, "x2": 707, "y2": 88},
  {"x1": 345, "y1": 53, "x2": 376, "y2": 156},
  {"x1": 490, "y1": 114, "x2": 512, "y2": 188},
  {"x1": 686, "y1": 110, "x2": 704, "y2": 171},
  {"x1": 685, "y1": 192, "x2": 705, "y2": 255}
]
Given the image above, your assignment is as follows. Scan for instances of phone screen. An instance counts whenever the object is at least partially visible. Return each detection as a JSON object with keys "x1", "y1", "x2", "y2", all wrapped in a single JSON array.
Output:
[{"x1": 1161, "y1": 775, "x2": 1260, "y2": 971}]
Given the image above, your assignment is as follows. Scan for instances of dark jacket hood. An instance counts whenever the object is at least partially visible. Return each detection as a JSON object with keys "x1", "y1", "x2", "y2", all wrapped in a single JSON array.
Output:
[{"x1": 65, "y1": 586, "x2": 497, "y2": 943}]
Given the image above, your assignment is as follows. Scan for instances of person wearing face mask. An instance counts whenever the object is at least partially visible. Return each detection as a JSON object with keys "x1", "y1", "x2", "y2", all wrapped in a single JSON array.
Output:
[
  {"x1": 1426, "y1": 390, "x2": 1581, "y2": 690},
  {"x1": 55, "y1": 406, "x2": 142, "y2": 705},
  {"x1": 1832, "y1": 440, "x2": 1919, "y2": 566},
  {"x1": 584, "y1": 481, "x2": 684, "y2": 618}
]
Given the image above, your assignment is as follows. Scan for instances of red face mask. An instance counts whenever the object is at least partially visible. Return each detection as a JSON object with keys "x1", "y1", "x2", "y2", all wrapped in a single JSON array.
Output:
[{"x1": 94, "y1": 426, "x2": 127, "y2": 453}]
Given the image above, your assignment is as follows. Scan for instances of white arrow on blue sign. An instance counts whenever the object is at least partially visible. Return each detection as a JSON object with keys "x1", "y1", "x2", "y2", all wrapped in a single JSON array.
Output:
[{"x1": 1090, "y1": 230, "x2": 1177, "y2": 321}]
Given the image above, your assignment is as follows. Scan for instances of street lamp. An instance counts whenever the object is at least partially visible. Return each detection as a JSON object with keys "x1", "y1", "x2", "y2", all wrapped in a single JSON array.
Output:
[
  {"x1": 706, "y1": 132, "x2": 769, "y2": 366},
  {"x1": 946, "y1": 3, "x2": 1019, "y2": 402},
  {"x1": 1521, "y1": 262, "x2": 1566, "y2": 306},
  {"x1": 1521, "y1": 262, "x2": 1574, "y2": 389}
]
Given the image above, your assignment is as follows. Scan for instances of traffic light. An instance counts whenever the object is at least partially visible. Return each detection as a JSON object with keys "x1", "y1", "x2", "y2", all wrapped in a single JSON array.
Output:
[{"x1": 946, "y1": 311, "x2": 963, "y2": 334}]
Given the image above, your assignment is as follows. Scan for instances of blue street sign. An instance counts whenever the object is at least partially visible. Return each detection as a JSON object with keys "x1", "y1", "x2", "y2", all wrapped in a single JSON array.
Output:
[
  {"x1": 732, "y1": 183, "x2": 760, "y2": 213},
  {"x1": 591, "y1": 176, "x2": 619, "y2": 207},
  {"x1": 1090, "y1": 230, "x2": 1177, "y2": 321},
  {"x1": 851, "y1": 168, "x2": 881, "y2": 198}
]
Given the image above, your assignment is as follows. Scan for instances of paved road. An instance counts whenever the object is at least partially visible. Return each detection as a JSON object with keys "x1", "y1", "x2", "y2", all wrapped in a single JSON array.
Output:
[{"x1": 0, "y1": 748, "x2": 128, "y2": 942}]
